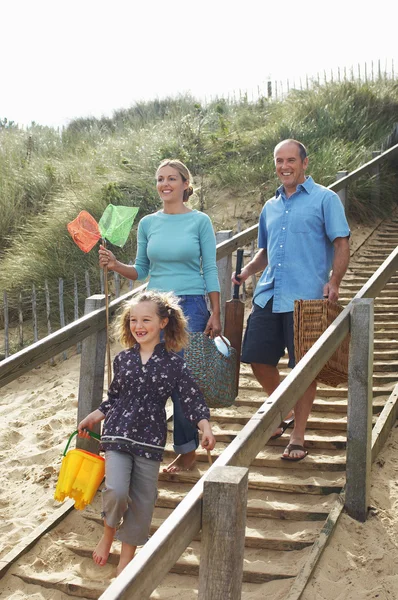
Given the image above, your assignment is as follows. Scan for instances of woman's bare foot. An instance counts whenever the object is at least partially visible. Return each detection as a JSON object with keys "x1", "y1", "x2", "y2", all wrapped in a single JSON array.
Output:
[
  {"x1": 162, "y1": 449, "x2": 196, "y2": 473},
  {"x1": 93, "y1": 524, "x2": 116, "y2": 566},
  {"x1": 116, "y1": 542, "x2": 137, "y2": 576}
]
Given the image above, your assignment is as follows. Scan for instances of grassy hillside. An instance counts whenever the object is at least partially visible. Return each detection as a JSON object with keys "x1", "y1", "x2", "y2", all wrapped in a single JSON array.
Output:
[{"x1": 1, "y1": 79, "x2": 398, "y2": 329}]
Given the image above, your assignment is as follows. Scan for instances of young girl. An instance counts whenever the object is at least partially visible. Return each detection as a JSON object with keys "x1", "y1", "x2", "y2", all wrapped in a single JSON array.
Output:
[
  {"x1": 99, "y1": 159, "x2": 221, "y2": 473},
  {"x1": 77, "y1": 290, "x2": 215, "y2": 576}
]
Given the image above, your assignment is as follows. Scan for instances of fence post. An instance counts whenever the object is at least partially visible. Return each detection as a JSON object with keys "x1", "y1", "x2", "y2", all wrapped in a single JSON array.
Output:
[
  {"x1": 44, "y1": 280, "x2": 54, "y2": 365},
  {"x1": 336, "y1": 171, "x2": 349, "y2": 209},
  {"x1": 371, "y1": 150, "x2": 381, "y2": 208},
  {"x1": 32, "y1": 284, "x2": 38, "y2": 343},
  {"x1": 216, "y1": 230, "x2": 233, "y2": 329},
  {"x1": 76, "y1": 294, "x2": 107, "y2": 454},
  {"x1": 3, "y1": 291, "x2": 9, "y2": 359},
  {"x1": 198, "y1": 466, "x2": 248, "y2": 600},
  {"x1": 345, "y1": 298, "x2": 374, "y2": 522},
  {"x1": 18, "y1": 292, "x2": 23, "y2": 349},
  {"x1": 74, "y1": 274, "x2": 82, "y2": 355},
  {"x1": 59, "y1": 278, "x2": 67, "y2": 361}
]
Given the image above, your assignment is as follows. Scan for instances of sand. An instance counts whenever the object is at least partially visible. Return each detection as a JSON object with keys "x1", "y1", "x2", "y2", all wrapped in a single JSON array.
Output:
[{"x1": 1, "y1": 217, "x2": 398, "y2": 599}]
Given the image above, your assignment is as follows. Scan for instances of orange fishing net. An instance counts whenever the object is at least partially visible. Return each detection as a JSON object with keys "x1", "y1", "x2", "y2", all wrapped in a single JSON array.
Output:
[{"x1": 67, "y1": 211, "x2": 101, "y2": 253}]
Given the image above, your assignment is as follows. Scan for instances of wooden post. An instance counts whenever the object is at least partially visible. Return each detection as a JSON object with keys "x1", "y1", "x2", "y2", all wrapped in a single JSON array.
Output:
[
  {"x1": 32, "y1": 285, "x2": 38, "y2": 343},
  {"x1": 44, "y1": 280, "x2": 54, "y2": 365},
  {"x1": 236, "y1": 221, "x2": 246, "y2": 301},
  {"x1": 336, "y1": 171, "x2": 349, "y2": 209},
  {"x1": 216, "y1": 230, "x2": 233, "y2": 329},
  {"x1": 18, "y1": 292, "x2": 23, "y2": 349},
  {"x1": 198, "y1": 466, "x2": 248, "y2": 600},
  {"x1": 4, "y1": 291, "x2": 9, "y2": 359},
  {"x1": 250, "y1": 240, "x2": 257, "y2": 294},
  {"x1": 59, "y1": 279, "x2": 67, "y2": 361},
  {"x1": 85, "y1": 270, "x2": 91, "y2": 298},
  {"x1": 76, "y1": 294, "x2": 107, "y2": 454},
  {"x1": 114, "y1": 272, "x2": 120, "y2": 298},
  {"x1": 128, "y1": 261, "x2": 134, "y2": 291},
  {"x1": 345, "y1": 298, "x2": 374, "y2": 522},
  {"x1": 74, "y1": 274, "x2": 82, "y2": 355},
  {"x1": 371, "y1": 150, "x2": 381, "y2": 208}
]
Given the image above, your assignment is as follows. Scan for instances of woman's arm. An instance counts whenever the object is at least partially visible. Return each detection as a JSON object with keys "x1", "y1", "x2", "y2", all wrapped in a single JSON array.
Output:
[
  {"x1": 204, "y1": 291, "x2": 222, "y2": 337},
  {"x1": 99, "y1": 244, "x2": 139, "y2": 280},
  {"x1": 98, "y1": 219, "x2": 150, "y2": 282},
  {"x1": 197, "y1": 419, "x2": 216, "y2": 450}
]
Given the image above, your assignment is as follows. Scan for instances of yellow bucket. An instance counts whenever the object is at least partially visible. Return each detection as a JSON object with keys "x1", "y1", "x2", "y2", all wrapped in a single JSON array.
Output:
[{"x1": 54, "y1": 430, "x2": 105, "y2": 510}]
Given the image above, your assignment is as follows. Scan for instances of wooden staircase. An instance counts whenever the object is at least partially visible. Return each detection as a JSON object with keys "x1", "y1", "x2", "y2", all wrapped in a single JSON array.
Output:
[{"x1": 7, "y1": 216, "x2": 398, "y2": 599}]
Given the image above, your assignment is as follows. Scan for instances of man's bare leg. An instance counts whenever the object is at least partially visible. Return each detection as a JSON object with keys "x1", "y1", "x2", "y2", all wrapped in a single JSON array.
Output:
[
  {"x1": 93, "y1": 520, "x2": 116, "y2": 566},
  {"x1": 116, "y1": 542, "x2": 137, "y2": 576},
  {"x1": 251, "y1": 363, "x2": 294, "y2": 436},
  {"x1": 282, "y1": 380, "x2": 317, "y2": 459}
]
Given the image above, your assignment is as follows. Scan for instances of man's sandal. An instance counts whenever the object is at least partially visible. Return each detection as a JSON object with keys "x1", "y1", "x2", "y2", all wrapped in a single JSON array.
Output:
[
  {"x1": 270, "y1": 417, "x2": 295, "y2": 440},
  {"x1": 281, "y1": 443, "x2": 308, "y2": 461}
]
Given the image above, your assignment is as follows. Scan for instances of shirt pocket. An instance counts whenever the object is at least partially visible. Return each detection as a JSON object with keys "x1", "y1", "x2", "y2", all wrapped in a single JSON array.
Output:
[{"x1": 290, "y1": 211, "x2": 320, "y2": 233}]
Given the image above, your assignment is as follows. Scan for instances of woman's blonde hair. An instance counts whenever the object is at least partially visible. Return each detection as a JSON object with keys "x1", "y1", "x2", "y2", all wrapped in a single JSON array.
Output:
[
  {"x1": 156, "y1": 159, "x2": 194, "y2": 202},
  {"x1": 116, "y1": 290, "x2": 189, "y2": 352}
]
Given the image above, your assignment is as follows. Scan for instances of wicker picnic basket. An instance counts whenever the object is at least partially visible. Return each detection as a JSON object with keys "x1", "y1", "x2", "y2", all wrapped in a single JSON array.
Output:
[{"x1": 294, "y1": 299, "x2": 350, "y2": 387}]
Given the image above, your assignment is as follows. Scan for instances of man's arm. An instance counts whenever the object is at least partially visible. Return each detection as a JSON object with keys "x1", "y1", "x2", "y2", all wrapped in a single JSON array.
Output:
[
  {"x1": 232, "y1": 248, "x2": 268, "y2": 285},
  {"x1": 323, "y1": 237, "x2": 350, "y2": 302}
]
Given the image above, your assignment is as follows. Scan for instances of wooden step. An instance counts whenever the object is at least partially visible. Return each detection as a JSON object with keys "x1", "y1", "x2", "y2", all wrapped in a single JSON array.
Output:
[
  {"x1": 12, "y1": 571, "x2": 106, "y2": 599},
  {"x1": 64, "y1": 540, "x2": 300, "y2": 583},
  {"x1": 210, "y1": 427, "x2": 347, "y2": 450},
  {"x1": 158, "y1": 465, "x2": 345, "y2": 495},
  {"x1": 210, "y1": 411, "x2": 353, "y2": 431},
  {"x1": 154, "y1": 485, "x2": 338, "y2": 520},
  {"x1": 235, "y1": 395, "x2": 386, "y2": 414},
  {"x1": 162, "y1": 444, "x2": 346, "y2": 471},
  {"x1": 83, "y1": 509, "x2": 321, "y2": 551}
]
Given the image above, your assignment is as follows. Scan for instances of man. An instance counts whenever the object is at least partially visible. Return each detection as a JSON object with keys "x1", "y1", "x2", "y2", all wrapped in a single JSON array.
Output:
[{"x1": 233, "y1": 139, "x2": 350, "y2": 461}]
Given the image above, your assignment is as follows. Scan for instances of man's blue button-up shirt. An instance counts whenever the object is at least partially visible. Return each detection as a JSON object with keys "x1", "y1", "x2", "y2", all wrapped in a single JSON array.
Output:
[{"x1": 253, "y1": 176, "x2": 350, "y2": 313}]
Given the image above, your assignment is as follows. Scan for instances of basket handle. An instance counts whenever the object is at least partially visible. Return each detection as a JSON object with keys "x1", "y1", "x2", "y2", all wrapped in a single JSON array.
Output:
[{"x1": 63, "y1": 429, "x2": 101, "y2": 456}]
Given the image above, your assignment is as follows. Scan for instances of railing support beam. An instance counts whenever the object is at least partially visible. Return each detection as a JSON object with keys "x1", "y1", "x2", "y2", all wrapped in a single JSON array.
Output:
[
  {"x1": 371, "y1": 150, "x2": 381, "y2": 207},
  {"x1": 345, "y1": 298, "x2": 374, "y2": 522},
  {"x1": 76, "y1": 294, "x2": 107, "y2": 454},
  {"x1": 198, "y1": 466, "x2": 248, "y2": 600},
  {"x1": 216, "y1": 230, "x2": 233, "y2": 328},
  {"x1": 336, "y1": 170, "x2": 349, "y2": 208}
]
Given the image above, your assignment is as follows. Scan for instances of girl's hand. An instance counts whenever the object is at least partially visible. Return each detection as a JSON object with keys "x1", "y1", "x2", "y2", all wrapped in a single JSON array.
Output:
[
  {"x1": 204, "y1": 313, "x2": 222, "y2": 338},
  {"x1": 77, "y1": 410, "x2": 104, "y2": 437},
  {"x1": 99, "y1": 244, "x2": 117, "y2": 270}
]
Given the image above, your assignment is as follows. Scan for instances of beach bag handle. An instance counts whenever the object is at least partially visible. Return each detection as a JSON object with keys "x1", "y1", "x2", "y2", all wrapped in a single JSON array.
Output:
[{"x1": 63, "y1": 430, "x2": 101, "y2": 456}]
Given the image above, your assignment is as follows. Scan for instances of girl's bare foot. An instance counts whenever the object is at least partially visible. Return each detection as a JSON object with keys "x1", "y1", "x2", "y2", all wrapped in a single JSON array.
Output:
[
  {"x1": 93, "y1": 524, "x2": 116, "y2": 567},
  {"x1": 162, "y1": 450, "x2": 196, "y2": 473},
  {"x1": 116, "y1": 542, "x2": 137, "y2": 576}
]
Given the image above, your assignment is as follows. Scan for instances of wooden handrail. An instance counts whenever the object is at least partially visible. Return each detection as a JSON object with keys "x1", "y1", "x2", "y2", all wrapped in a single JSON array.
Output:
[{"x1": 329, "y1": 143, "x2": 398, "y2": 193}]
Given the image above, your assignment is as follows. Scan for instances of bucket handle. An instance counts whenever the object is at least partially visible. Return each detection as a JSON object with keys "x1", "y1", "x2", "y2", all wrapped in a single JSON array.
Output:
[{"x1": 63, "y1": 430, "x2": 101, "y2": 456}]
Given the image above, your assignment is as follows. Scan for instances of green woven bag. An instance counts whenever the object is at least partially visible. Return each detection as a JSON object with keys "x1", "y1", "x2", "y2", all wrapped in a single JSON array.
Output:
[{"x1": 184, "y1": 333, "x2": 238, "y2": 408}]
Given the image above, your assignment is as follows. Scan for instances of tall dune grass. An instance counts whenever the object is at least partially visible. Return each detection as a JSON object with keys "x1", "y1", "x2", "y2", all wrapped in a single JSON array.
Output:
[{"x1": 1, "y1": 79, "x2": 398, "y2": 325}]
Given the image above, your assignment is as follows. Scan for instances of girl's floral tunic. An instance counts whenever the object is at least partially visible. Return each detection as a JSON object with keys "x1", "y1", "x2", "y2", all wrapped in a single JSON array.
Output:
[{"x1": 98, "y1": 342, "x2": 210, "y2": 462}]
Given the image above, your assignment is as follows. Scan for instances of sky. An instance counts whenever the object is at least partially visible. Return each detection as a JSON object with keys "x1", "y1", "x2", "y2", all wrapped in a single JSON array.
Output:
[{"x1": 1, "y1": 0, "x2": 397, "y2": 128}]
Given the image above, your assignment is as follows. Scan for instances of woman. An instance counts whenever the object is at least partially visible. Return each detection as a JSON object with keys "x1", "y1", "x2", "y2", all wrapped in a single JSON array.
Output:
[{"x1": 99, "y1": 159, "x2": 221, "y2": 473}]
